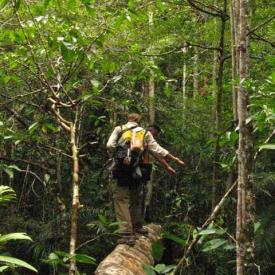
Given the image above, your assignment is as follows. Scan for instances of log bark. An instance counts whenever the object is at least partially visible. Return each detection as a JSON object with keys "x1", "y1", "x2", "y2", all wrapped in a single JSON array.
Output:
[{"x1": 95, "y1": 224, "x2": 161, "y2": 275}]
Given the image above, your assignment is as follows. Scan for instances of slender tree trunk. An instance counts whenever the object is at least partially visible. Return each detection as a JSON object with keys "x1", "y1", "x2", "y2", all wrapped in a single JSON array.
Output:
[
  {"x1": 236, "y1": 0, "x2": 255, "y2": 274},
  {"x1": 148, "y1": 7, "x2": 155, "y2": 124},
  {"x1": 144, "y1": 5, "x2": 155, "y2": 216},
  {"x1": 56, "y1": 152, "x2": 67, "y2": 239},
  {"x1": 69, "y1": 123, "x2": 80, "y2": 275},
  {"x1": 148, "y1": 77, "x2": 155, "y2": 124},
  {"x1": 182, "y1": 47, "x2": 188, "y2": 109},
  {"x1": 193, "y1": 47, "x2": 199, "y2": 98},
  {"x1": 212, "y1": 0, "x2": 227, "y2": 209},
  {"x1": 230, "y1": 0, "x2": 239, "y2": 121},
  {"x1": 212, "y1": 0, "x2": 217, "y2": 96}
]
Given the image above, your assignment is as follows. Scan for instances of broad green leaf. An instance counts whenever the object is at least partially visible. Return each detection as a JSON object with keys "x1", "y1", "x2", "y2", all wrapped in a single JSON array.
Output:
[
  {"x1": 0, "y1": 186, "x2": 16, "y2": 203},
  {"x1": 48, "y1": 252, "x2": 59, "y2": 261},
  {"x1": 0, "y1": 255, "x2": 38, "y2": 273},
  {"x1": 42, "y1": 123, "x2": 58, "y2": 133},
  {"x1": 144, "y1": 264, "x2": 156, "y2": 275},
  {"x1": 159, "y1": 265, "x2": 176, "y2": 274},
  {"x1": 198, "y1": 228, "x2": 225, "y2": 235},
  {"x1": 74, "y1": 254, "x2": 96, "y2": 265},
  {"x1": 61, "y1": 44, "x2": 74, "y2": 63},
  {"x1": 0, "y1": 233, "x2": 32, "y2": 244},
  {"x1": 162, "y1": 232, "x2": 186, "y2": 246},
  {"x1": 202, "y1": 238, "x2": 227, "y2": 252},
  {"x1": 152, "y1": 240, "x2": 165, "y2": 261},
  {"x1": 154, "y1": 264, "x2": 166, "y2": 273}
]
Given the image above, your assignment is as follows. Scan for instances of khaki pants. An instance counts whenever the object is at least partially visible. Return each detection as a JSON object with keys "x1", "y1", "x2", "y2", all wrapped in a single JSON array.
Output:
[{"x1": 113, "y1": 181, "x2": 144, "y2": 234}]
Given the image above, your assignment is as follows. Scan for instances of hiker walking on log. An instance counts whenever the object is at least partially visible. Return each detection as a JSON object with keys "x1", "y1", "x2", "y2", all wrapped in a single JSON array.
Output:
[{"x1": 107, "y1": 113, "x2": 184, "y2": 245}]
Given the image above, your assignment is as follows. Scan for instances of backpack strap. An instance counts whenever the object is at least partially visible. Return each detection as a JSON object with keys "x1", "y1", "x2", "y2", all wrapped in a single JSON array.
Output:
[{"x1": 116, "y1": 125, "x2": 139, "y2": 143}]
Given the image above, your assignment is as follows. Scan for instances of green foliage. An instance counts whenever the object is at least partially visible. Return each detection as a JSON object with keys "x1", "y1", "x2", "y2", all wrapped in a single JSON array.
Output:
[
  {"x1": 152, "y1": 240, "x2": 165, "y2": 261},
  {"x1": 44, "y1": 250, "x2": 96, "y2": 272},
  {"x1": 0, "y1": 185, "x2": 16, "y2": 203},
  {"x1": 0, "y1": 255, "x2": 38, "y2": 273},
  {"x1": 0, "y1": 186, "x2": 38, "y2": 273},
  {"x1": 144, "y1": 263, "x2": 176, "y2": 275}
]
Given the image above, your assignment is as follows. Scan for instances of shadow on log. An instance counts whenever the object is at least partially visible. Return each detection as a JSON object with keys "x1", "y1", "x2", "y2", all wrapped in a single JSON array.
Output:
[{"x1": 95, "y1": 224, "x2": 161, "y2": 275}]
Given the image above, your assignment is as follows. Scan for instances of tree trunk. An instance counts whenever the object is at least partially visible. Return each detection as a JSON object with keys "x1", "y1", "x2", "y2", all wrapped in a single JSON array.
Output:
[
  {"x1": 212, "y1": 0, "x2": 217, "y2": 96},
  {"x1": 69, "y1": 123, "x2": 80, "y2": 275},
  {"x1": 182, "y1": 47, "x2": 188, "y2": 109},
  {"x1": 236, "y1": 0, "x2": 255, "y2": 273},
  {"x1": 144, "y1": 5, "x2": 155, "y2": 216},
  {"x1": 95, "y1": 224, "x2": 161, "y2": 275},
  {"x1": 192, "y1": 47, "x2": 199, "y2": 98},
  {"x1": 148, "y1": 6, "x2": 155, "y2": 124},
  {"x1": 212, "y1": 0, "x2": 227, "y2": 209},
  {"x1": 230, "y1": 0, "x2": 239, "y2": 121}
]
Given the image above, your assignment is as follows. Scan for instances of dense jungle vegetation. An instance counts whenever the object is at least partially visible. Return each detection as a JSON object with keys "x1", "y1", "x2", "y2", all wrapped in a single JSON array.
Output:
[{"x1": 0, "y1": 0, "x2": 274, "y2": 274}]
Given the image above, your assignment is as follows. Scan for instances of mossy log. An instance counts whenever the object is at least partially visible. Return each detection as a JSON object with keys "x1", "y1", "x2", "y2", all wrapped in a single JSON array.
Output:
[{"x1": 95, "y1": 224, "x2": 161, "y2": 275}]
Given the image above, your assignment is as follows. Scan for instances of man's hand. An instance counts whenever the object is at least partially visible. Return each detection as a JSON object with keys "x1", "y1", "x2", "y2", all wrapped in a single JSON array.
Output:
[
  {"x1": 165, "y1": 165, "x2": 176, "y2": 175},
  {"x1": 176, "y1": 158, "x2": 185, "y2": 166}
]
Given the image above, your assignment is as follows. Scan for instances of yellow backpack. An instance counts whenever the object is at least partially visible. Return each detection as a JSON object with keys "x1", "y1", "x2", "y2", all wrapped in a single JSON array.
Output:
[{"x1": 121, "y1": 126, "x2": 146, "y2": 152}]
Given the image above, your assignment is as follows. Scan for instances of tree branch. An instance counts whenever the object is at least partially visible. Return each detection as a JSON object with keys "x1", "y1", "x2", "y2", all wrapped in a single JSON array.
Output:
[
  {"x1": 250, "y1": 33, "x2": 275, "y2": 48},
  {"x1": 187, "y1": 0, "x2": 228, "y2": 19},
  {"x1": 247, "y1": 15, "x2": 275, "y2": 35},
  {"x1": 173, "y1": 181, "x2": 237, "y2": 274}
]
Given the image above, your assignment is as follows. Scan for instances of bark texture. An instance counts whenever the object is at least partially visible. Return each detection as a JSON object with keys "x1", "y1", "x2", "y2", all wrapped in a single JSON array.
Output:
[
  {"x1": 230, "y1": 0, "x2": 239, "y2": 121},
  {"x1": 236, "y1": 0, "x2": 255, "y2": 273},
  {"x1": 192, "y1": 47, "x2": 199, "y2": 98},
  {"x1": 212, "y1": 0, "x2": 227, "y2": 209},
  {"x1": 95, "y1": 224, "x2": 161, "y2": 275},
  {"x1": 69, "y1": 123, "x2": 80, "y2": 275},
  {"x1": 182, "y1": 47, "x2": 188, "y2": 109}
]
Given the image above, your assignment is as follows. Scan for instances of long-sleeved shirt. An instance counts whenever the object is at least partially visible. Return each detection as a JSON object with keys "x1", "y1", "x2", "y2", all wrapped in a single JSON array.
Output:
[{"x1": 106, "y1": 122, "x2": 169, "y2": 157}]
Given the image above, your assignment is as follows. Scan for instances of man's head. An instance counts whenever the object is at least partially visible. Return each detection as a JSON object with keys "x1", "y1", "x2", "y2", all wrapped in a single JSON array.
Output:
[
  {"x1": 147, "y1": 124, "x2": 161, "y2": 137},
  {"x1": 128, "y1": 113, "x2": 142, "y2": 123}
]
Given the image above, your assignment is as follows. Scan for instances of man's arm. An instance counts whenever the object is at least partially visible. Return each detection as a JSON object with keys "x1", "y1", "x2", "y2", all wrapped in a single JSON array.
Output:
[
  {"x1": 152, "y1": 153, "x2": 176, "y2": 175},
  {"x1": 165, "y1": 153, "x2": 185, "y2": 166},
  {"x1": 146, "y1": 132, "x2": 185, "y2": 167},
  {"x1": 145, "y1": 131, "x2": 169, "y2": 157}
]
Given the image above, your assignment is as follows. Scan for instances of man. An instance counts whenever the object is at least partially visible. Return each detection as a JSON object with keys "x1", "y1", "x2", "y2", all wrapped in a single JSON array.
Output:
[{"x1": 107, "y1": 113, "x2": 184, "y2": 245}]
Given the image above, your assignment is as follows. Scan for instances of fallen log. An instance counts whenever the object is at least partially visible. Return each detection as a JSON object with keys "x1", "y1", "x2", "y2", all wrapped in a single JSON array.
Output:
[{"x1": 95, "y1": 224, "x2": 162, "y2": 275}]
